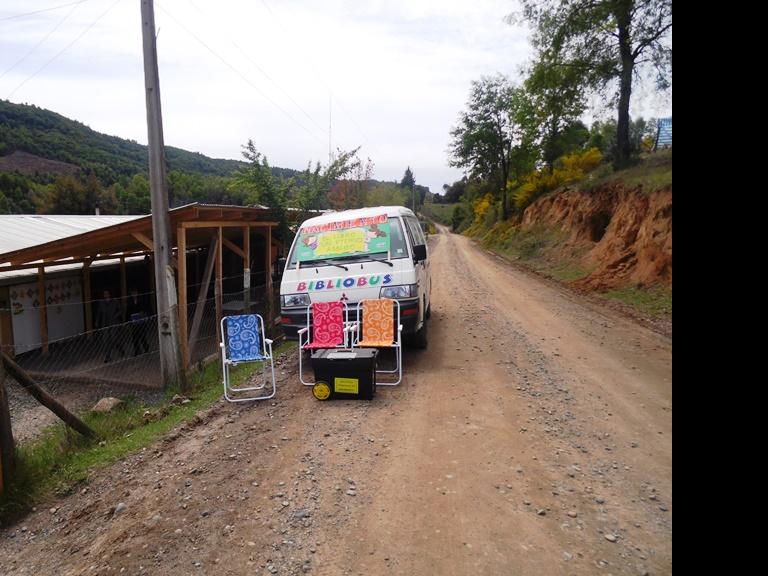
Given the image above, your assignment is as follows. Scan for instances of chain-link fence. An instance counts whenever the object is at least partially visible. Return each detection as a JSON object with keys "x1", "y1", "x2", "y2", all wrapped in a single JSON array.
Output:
[{"x1": 2, "y1": 279, "x2": 281, "y2": 444}]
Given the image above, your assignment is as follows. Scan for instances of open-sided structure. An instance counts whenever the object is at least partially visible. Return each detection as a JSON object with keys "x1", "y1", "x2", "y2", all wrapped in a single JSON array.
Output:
[{"x1": 0, "y1": 204, "x2": 280, "y2": 371}]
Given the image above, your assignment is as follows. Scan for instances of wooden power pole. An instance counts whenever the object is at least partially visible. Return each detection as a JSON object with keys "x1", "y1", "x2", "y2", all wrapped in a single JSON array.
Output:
[{"x1": 140, "y1": 0, "x2": 186, "y2": 391}]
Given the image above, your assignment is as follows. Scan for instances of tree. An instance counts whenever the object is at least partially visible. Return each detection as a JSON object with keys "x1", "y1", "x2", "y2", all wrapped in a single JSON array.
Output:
[
  {"x1": 443, "y1": 178, "x2": 467, "y2": 204},
  {"x1": 320, "y1": 149, "x2": 369, "y2": 211},
  {"x1": 517, "y1": 0, "x2": 672, "y2": 169},
  {"x1": 449, "y1": 74, "x2": 529, "y2": 219},
  {"x1": 231, "y1": 140, "x2": 289, "y2": 243},
  {"x1": 523, "y1": 56, "x2": 586, "y2": 171},
  {"x1": 400, "y1": 167, "x2": 416, "y2": 211}
]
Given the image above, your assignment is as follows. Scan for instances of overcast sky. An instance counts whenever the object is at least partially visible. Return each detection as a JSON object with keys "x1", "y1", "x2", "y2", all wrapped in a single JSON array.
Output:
[{"x1": 1, "y1": 0, "x2": 671, "y2": 195}]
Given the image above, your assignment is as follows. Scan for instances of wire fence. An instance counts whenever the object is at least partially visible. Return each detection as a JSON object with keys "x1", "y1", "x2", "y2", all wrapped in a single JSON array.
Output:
[{"x1": 2, "y1": 282, "x2": 281, "y2": 444}]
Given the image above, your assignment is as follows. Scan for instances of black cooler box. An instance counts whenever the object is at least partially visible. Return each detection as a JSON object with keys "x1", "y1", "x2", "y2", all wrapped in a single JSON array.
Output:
[{"x1": 311, "y1": 348, "x2": 378, "y2": 400}]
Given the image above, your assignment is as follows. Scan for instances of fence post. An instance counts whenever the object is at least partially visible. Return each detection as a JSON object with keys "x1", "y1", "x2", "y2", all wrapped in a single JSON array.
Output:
[{"x1": 0, "y1": 330, "x2": 15, "y2": 492}]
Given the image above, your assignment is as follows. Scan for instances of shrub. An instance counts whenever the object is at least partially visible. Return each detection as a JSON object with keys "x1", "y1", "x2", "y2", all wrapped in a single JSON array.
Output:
[{"x1": 512, "y1": 148, "x2": 603, "y2": 211}]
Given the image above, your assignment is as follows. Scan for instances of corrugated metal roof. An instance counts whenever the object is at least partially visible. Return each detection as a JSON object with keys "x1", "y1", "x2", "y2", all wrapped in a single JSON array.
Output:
[
  {"x1": 0, "y1": 255, "x2": 144, "y2": 285},
  {"x1": 0, "y1": 214, "x2": 143, "y2": 254}
]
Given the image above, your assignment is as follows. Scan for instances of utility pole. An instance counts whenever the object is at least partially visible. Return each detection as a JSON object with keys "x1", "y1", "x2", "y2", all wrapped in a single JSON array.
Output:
[
  {"x1": 328, "y1": 93, "x2": 332, "y2": 165},
  {"x1": 140, "y1": 0, "x2": 186, "y2": 391}
]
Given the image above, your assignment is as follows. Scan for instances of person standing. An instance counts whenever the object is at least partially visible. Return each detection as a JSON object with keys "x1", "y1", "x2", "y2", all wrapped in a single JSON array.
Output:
[
  {"x1": 95, "y1": 289, "x2": 124, "y2": 362},
  {"x1": 126, "y1": 287, "x2": 150, "y2": 355}
]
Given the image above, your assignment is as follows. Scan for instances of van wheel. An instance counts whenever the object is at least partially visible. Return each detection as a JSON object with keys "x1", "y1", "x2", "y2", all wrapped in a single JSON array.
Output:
[
  {"x1": 425, "y1": 302, "x2": 431, "y2": 320},
  {"x1": 409, "y1": 318, "x2": 428, "y2": 349}
]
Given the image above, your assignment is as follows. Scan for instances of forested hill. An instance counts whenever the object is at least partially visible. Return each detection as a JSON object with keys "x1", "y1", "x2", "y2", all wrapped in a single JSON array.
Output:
[{"x1": 0, "y1": 99, "x2": 297, "y2": 183}]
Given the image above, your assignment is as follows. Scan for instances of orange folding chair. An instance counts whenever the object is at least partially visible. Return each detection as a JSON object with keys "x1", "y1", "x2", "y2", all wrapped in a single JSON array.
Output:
[{"x1": 350, "y1": 298, "x2": 402, "y2": 385}]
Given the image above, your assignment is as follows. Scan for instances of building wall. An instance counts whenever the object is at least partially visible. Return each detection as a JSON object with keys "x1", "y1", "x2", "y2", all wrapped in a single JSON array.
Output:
[{"x1": 9, "y1": 275, "x2": 84, "y2": 353}]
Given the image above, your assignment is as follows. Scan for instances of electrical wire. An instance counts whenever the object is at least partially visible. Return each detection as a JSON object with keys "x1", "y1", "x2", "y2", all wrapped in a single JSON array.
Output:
[
  {"x1": 0, "y1": 0, "x2": 88, "y2": 22},
  {"x1": 258, "y1": 0, "x2": 375, "y2": 154},
  {"x1": 185, "y1": 0, "x2": 329, "y2": 139},
  {"x1": 0, "y1": 0, "x2": 85, "y2": 81},
  {"x1": 156, "y1": 1, "x2": 325, "y2": 147},
  {"x1": 6, "y1": 0, "x2": 122, "y2": 100}
]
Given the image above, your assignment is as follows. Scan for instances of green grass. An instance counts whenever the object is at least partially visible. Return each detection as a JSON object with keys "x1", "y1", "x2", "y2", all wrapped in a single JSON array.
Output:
[
  {"x1": 602, "y1": 285, "x2": 672, "y2": 317},
  {"x1": 578, "y1": 149, "x2": 672, "y2": 193},
  {"x1": 421, "y1": 203, "x2": 458, "y2": 226},
  {"x1": 0, "y1": 341, "x2": 295, "y2": 524}
]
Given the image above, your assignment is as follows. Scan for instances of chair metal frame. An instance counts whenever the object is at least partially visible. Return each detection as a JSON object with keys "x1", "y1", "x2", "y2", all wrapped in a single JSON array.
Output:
[
  {"x1": 349, "y1": 298, "x2": 403, "y2": 386},
  {"x1": 219, "y1": 314, "x2": 276, "y2": 402},
  {"x1": 297, "y1": 301, "x2": 353, "y2": 386}
]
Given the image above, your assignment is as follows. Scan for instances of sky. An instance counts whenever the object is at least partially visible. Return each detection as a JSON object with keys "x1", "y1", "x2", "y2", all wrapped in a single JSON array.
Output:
[{"x1": 0, "y1": 0, "x2": 671, "y2": 195}]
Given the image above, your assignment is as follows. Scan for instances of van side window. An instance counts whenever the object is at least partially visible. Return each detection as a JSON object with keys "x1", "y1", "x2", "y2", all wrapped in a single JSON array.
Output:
[
  {"x1": 404, "y1": 216, "x2": 426, "y2": 248},
  {"x1": 388, "y1": 217, "x2": 408, "y2": 258}
]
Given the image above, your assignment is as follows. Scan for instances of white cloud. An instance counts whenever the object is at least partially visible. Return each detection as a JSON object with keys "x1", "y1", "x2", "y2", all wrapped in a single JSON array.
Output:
[{"x1": 1, "y1": 0, "x2": 669, "y2": 195}]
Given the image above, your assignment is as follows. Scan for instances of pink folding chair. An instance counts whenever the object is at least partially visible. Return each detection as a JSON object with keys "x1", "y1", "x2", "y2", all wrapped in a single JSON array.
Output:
[{"x1": 297, "y1": 301, "x2": 350, "y2": 386}]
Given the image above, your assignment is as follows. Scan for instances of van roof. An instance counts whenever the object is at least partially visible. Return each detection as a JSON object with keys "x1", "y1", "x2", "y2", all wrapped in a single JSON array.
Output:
[{"x1": 298, "y1": 206, "x2": 415, "y2": 228}]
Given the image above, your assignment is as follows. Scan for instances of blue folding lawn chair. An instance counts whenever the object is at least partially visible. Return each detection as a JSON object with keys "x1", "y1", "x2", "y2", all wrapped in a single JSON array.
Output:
[{"x1": 220, "y1": 314, "x2": 276, "y2": 402}]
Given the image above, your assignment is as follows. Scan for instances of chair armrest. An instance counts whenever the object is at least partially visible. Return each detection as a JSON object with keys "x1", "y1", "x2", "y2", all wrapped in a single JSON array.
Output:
[
  {"x1": 297, "y1": 327, "x2": 309, "y2": 336},
  {"x1": 265, "y1": 338, "x2": 273, "y2": 345},
  {"x1": 398, "y1": 324, "x2": 403, "y2": 332}
]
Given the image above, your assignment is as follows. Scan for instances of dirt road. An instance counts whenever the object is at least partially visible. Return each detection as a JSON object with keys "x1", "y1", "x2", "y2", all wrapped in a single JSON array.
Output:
[{"x1": 0, "y1": 227, "x2": 672, "y2": 576}]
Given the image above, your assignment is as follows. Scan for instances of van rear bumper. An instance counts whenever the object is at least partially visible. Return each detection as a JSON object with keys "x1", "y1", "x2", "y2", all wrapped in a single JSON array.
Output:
[{"x1": 281, "y1": 298, "x2": 421, "y2": 340}]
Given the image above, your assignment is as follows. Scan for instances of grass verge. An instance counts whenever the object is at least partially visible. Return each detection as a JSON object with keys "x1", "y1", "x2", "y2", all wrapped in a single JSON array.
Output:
[
  {"x1": 601, "y1": 285, "x2": 672, "y2": 317},
  {"x1": 0, "y1": 340, "x2": 295, "y2": 525}
]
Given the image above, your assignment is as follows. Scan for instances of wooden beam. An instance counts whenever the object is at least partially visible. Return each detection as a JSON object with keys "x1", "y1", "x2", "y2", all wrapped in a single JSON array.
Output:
[
  {"x1": 215, "y1": 227, "x2": 223, "y2": 332},
  {"x1": 0, "y1": 329, "x2": 14, "y2": 491},
  {"x1": 120, "y1": 256, "x2": 127, "y2": 321},
  {"x1": 132, "y1": 232, "x2": 155, "y2": 251},
  {"x1": 221, "y1": 236, "x2": 245, "y2": 259},
  {"x1": 181, "y1": 221, "x2": 279, "y2": 229},
  {"x1": 266, "y1": 224, "x2": 273, "y2": 331},
  {"x1": 189, "y1": 236, "x2": 217, "y2": 359},
  {"x1": 243, "y1": 226, "x2": 251, "y2": 313},
  {"x1": 38, "y1": 267, "x2": 48, "y2": 355},
  {"x1": 178, "y1": 227, "x2": 189, "y2": 372},
  {"x1": 2, "y1": 352, "x2": 97, "y2": 439},
  {"x1": 83, "y1": 260, "x2": 93, "y2": 334},
  {"x1": 0, "y1": 251, "x2": 152, "y2": 273}
]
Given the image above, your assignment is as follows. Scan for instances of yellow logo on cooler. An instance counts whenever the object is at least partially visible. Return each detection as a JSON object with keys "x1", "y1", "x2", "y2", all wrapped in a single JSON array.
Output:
[{"x1": 334, "y1": 377, "x2": 359, "y2": 394}]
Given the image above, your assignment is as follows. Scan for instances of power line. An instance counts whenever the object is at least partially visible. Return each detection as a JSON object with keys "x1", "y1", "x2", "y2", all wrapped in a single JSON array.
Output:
[
  {"x1": 155, "y1": 2, "x2": 325, "y2": 147},
  {"x1": 258, "y1": 0, "x2": 375, "y2": 154},
  {"x1": 185, "y1": 0, "x2": 329, "y2": 139},
  {"x1": 0, "y1": 0, "x2": 88, "y2": 22},
  {"x1": 0, "y1": 0, "x2": 85, "y2": 81},
  {"x1": 6, "y1": 0, "x2": 122, "y2": 100}
]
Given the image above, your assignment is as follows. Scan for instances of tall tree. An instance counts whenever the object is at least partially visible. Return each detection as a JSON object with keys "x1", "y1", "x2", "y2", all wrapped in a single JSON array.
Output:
[
  {"x1": 231, "y1": 139, "x2": 289, "y2": 242},
  {"x1": 449, "y1": 74, "x2": 528, "y2": 219},
  {"x1": 303, "y1": 148, "x2": 363, "y2": 212},
  {"x1": 523, "y1": 56, "x2": 586, "y2": 172},
  {"x1": 517, "y1": 0, "x2": 672, "y2": 168},
  {"x1": 400, "y1": 167, "x2": 416, "y2": 211}
]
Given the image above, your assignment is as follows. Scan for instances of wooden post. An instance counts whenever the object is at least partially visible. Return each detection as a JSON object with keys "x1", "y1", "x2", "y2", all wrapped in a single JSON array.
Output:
[
  {"x1": 120, "y1": 256, "x2": 127, "y2": 321},
  {"x1": 188, "y1": 236, "x2": 217, "y2": 359},
  {"x1": 177, "y1": 226, "x2": 189, "y2": 371},
  {"x1": 266, "y1": 225, "x2": 273, "y2": 331},
  {"x1": 0, "y1": 330, "x2": 14, "y2": 492},
  {"x1": 243, "y1": 226, "x2": 251, "y2": 314},
  {"x1": 2, "y1": 352, "x2": 97, "y2": 439},
  {"x1": 83, "y1": 259, "x2": 93, "y2": 335},
  {"x1": 38, "y1": 266, "x2": 48, "y2": 354},
  {"x1": 215, "y1": 227, "x2": 223, "y2": 332}
]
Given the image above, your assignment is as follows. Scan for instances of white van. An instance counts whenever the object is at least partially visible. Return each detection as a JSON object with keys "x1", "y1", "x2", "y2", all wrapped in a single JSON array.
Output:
[{"x1": 279, "y1": 206, "x2": 431, "y2": 348}]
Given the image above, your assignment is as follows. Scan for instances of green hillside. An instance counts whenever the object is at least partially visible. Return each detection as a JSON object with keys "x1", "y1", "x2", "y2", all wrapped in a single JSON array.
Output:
[{"x1": 0, "y1": 100, "x2": 299, "y2": 184}]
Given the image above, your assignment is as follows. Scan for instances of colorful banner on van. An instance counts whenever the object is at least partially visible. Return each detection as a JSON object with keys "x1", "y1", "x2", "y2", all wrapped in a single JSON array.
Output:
[{"x1": 297, "y1": 214, "x2": 391, "y2": 262}]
